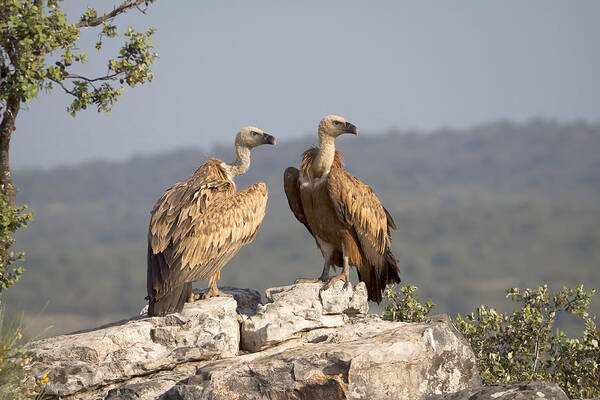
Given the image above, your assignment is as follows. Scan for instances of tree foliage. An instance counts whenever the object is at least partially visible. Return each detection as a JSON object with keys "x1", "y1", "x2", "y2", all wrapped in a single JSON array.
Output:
[
  {"x1": 0, "y1": 186, "x2": 32, "y2": 294},
  {"x1": 0, "y1": 0, "x2": 159, "y2": 194},
  {"x1": 0, "y1": 0, "x2": 158, "y2": 114},
  {"x1": 382, "y1": 284, "x2": 600, "y2": 398}
]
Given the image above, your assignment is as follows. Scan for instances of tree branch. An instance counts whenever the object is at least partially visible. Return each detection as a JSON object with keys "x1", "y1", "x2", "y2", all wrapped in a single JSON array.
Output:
[
  {"x1": 50, "y1": 78, "x2": 76, "y2": 97},
  {"x1": 63, "y1": 73, "x2": 121, "y2": 83},
  {"x1": 76, "y1": 0, "x2": 155, "y2": 28},
  {"x1": 52, "y1": 72, "x2": 122, "y2": 97},
  {"x1": 532, "y1": 334, "x2": 540, "y2": 373}
]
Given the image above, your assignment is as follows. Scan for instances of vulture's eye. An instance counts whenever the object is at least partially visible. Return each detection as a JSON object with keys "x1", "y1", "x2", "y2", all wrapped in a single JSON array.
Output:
[
  {"x1": 251, "y1": 131, "x2": 259, "y2": 136},
  {"x1": 333, "y1": 121, "x2": 342, "y2": 126}
]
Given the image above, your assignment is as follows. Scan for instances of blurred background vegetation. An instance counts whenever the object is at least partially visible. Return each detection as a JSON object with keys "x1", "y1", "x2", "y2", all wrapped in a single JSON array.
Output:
[{"x1": 6, "y1": 119, "x2": 600, "y2": 336}]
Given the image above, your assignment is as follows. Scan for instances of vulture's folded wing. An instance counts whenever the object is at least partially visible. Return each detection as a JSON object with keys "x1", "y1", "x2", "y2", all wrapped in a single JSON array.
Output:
[
  {"x1": 326, "y1": 168, "x2": 389, "y2": 268},
  {"x1": 283, "y1": 167, "x2": 312, "y2": 234},
  {"x1": 149, "y1": 178, "x2": 235, "y2": 254},
  {"x1": 383, "y1": 206, "x2": 397, "y2": 231},
  {"x1": 153, "y1": 182, "x2": 268, "y2": 295}
]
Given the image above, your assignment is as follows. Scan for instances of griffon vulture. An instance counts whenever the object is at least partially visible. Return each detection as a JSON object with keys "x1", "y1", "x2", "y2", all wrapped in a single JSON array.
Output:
[
  {"x1": 283, "y1": 115, "x2": 400, "y2": 303},
  {"x1": 147, "y1": 127, "x2": 276, "y2": 316}
]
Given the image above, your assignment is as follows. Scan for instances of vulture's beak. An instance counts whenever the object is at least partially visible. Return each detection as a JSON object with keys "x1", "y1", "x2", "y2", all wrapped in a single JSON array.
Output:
[
  {"x1": 344, "y1": 122, "x2": 358, "y2": 135},
  {"x1": 263, "y1": 133, "x2": 276, "y2": 145}
]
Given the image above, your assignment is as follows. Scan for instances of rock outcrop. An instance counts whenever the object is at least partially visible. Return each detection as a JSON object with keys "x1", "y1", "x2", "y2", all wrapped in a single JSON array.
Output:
[
  {"x1": 241, "y1": 281, "x2": 368, "y2": 352},
  {"x1": 24, "y1": 283, "x2": 486, "y2": 399},
  {"x1": 27, "y1": 296, "x2": 242, "y2": 397},
  {"x1": 168, "y1": 314, "x2": 480, "y2": 400}
]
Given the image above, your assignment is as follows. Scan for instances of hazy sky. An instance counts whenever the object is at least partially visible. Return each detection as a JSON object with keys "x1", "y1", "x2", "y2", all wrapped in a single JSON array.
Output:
[{"x1": 10, "y1": 1, "x2": 600, "y2": 169}]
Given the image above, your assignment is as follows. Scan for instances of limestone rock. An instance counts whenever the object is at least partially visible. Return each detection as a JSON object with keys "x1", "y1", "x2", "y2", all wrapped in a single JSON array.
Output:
[
  {"x1": 304, "y1": 314, "x2": 402, "y2": 344},
  {"x1": 241, "y1": 281, "x2": 368, "y2": 352},
  {"x1": 318, "y1": 280, "x2": 368, "y2": 315},
  {"x1": 27, "y1": 297, "x2": 240, "y2": 397},
  {"x1": 435, "y1": 381, "x2": 570, "y2": 400},
  {"x1": 193, "y1": 286, "x2": 262, "y2": 317},
  {"x1": 104, "y1": 379, "x2": 178, "y2": 400},
  {"x1": 167, "y1": 314, "x2": 481, "y2": 400}
]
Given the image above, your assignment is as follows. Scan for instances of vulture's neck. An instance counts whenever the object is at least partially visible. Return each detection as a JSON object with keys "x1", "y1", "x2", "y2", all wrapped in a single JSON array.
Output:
[
  {"x1": 224, "y1": 144, "x2": 251, "y2": 179},
  {"x1": 312, "y1": 133, "x2": 336, "y2": 178}
]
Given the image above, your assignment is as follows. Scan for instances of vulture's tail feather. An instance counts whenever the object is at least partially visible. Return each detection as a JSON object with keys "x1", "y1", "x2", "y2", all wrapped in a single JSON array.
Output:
[
  {"x1": 366, "y1": 249, "x2": 401, "y2": 304},
  {"x1": 148, "y1": 282, "x2": 191, "y2": 316},
  {"x1": 384, "y1": 249, "x2": 401, "y2": 287}
]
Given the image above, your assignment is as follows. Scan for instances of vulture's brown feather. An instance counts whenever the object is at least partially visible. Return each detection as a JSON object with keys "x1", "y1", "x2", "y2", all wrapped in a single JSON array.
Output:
[{"x1": 283, "y1": 167, "x2": 311, "y2": 233}]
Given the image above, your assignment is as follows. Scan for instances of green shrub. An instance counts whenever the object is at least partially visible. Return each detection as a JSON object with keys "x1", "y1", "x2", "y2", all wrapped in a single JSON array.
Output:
[
  {"x1": 0, "y1": 187, "x2": 33, "y2": 295},
  {"x1": 382, "y1": 284, "x2": 600, "y2": 398},
  {"x1": 381, "y1": 285, "x2": 435, "y2": 322},
  {"x1": 455, "y1": 285, "x2": 599, "y2": 398}
]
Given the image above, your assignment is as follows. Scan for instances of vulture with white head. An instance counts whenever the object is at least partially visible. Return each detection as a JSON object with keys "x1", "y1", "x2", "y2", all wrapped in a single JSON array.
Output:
[
  {"x1": 284, "y1": 115, "x2": 400, "y2": 303},
  {"x1": 147, "y1": 127, "x2": 276, "y2": 316}
]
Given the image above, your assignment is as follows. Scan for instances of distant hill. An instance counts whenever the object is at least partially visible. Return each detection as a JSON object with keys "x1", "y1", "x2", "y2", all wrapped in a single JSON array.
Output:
[{"x1": 8, "y1": 120, "x2": 600, "y2": 336}]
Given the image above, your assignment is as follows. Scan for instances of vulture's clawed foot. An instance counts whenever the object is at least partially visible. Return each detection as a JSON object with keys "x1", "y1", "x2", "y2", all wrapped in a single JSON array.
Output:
[
  {"x1": 325, "y1": 273, "x2": 350, "y2": 290},
  {"x1": 187, "y1": 292, "x2": 202, "y2": 303},
  {"x1": 202, "y1": 289, "x2": 233, "y2": 299}
]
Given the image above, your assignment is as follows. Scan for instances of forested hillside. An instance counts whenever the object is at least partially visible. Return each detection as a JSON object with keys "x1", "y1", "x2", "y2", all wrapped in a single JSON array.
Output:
[{"x1": 7, "y1": 120, "x2": 600, "y2": 336}]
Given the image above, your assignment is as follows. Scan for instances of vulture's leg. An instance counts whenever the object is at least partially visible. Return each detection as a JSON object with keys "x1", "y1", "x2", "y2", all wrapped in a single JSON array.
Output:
[
  {"x1": 202, "y1": 271, "x2": 233, "y2": 299},
  {"x1": 325, "y1": 253, "x2": 350, "y2": 289}
]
